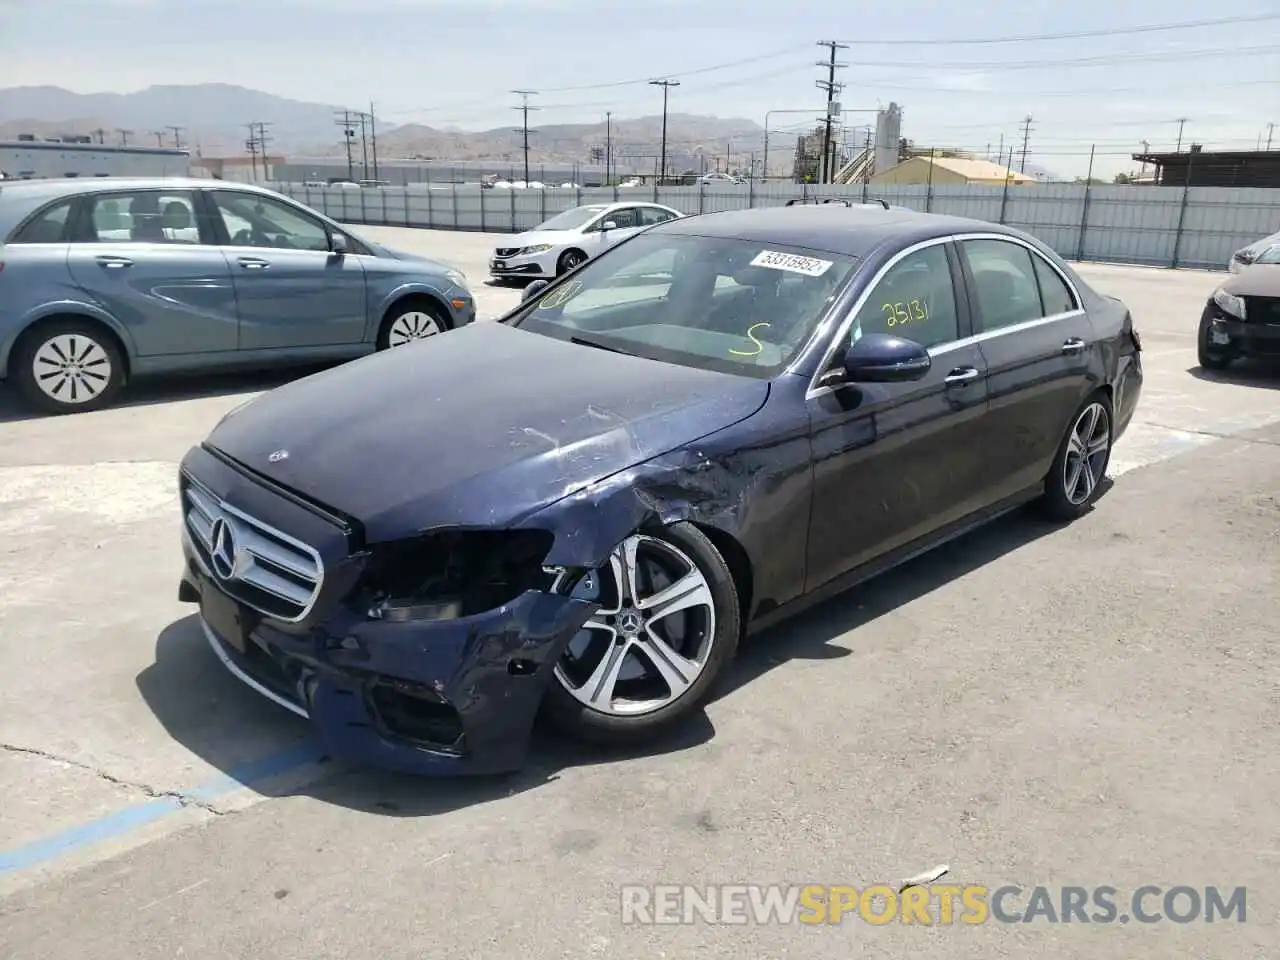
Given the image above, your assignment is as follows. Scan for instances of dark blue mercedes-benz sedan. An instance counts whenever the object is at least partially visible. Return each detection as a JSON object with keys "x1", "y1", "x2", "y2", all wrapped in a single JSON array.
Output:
[{"x1": 176, "y1": 204, "x2": 1143, "y2": 775}]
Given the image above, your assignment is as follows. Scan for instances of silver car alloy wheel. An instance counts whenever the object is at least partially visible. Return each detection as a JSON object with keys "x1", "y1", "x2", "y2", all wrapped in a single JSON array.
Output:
[
  {"x1": 32, "y1": 333, "x2": 113, "y2": 404},
  {"x1": 554, "y1": 534, "x2": 717, "y2": 716},
  {"x1": 1063, "y1": 401, "x2": 1110, "y2": 506},
  {"x1": 386, "y1": 311, "x2": 442, "y2": 347}
]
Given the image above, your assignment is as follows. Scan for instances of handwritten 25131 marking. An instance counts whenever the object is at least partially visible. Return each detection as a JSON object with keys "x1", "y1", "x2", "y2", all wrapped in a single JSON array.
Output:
[{"x1": 882, "y1": 299, "x2": 929, "y2": 328}]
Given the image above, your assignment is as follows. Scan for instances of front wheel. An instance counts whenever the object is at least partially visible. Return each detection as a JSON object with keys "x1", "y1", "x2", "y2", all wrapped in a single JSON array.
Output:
[
  {"x1": 14, "y1": 319, "x2": 125, "y2": 414},
  {"x1": 1038, "y1": 394, "x2": 1113, "y2": 521},
  {"x1": 557, "y1": 248, "x2": 587, "y2": 275},
  {"x1": 377, "y1": 299, "x2": 449, "y2": 350},
  {"x1": 544, "y1": 523, "x2": 741, "y2": 744}
]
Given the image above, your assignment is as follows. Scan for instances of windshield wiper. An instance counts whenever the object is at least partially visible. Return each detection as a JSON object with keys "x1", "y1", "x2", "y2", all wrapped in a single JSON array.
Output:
[{"x1": 570, "y1": 335, "x2": 631, "y2": 356}]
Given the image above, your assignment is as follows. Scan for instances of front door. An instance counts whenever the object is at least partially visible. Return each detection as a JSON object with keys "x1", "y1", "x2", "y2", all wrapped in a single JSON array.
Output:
[
  {"x1": 957, "y1": 236, "x2": 1099, "y2": 500},
  {"x1": 65, "y1": 188, "x2": 239, "y2": 357},
  {"x1": 207, "y1": 190, "x2": 367, "y2": 350},
  {"x1": 585, "y1": 207, "x2": 644, "y2": 256},
  {"x1": 805, "y1": 239, "x2": 991, "y2": 591}
]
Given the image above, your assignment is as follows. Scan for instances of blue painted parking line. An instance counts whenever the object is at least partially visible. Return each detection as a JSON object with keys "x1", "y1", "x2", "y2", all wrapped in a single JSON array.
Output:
[{"x1": 0, "y1": 741, "x2": 327, "y2": 877}]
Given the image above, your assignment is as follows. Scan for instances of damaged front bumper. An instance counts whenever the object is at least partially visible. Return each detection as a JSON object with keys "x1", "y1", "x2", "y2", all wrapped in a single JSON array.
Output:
[{"x1": 182, "y1": 556, "x2": 596, "y2": 776}]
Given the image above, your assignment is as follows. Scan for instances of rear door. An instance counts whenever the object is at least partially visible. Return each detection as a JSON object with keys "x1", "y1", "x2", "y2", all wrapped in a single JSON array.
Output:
[
  {"x1": 957, "y1": 235, "x2": 1098, "y2": 499},
  {"x1": 65, "y1": 188, "x2": 239, "y2": 356},
  {"x1": 207, "y1": 189, "x2": 367, "y2": 350}
]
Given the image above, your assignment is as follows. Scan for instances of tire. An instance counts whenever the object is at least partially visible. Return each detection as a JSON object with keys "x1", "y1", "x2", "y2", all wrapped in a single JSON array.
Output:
[
  {"x1": 543, "y1": 522, "x2": 741, "y2": 745},
  {"x1": 13, "y1": 318, "x2": 125, "y2": 414},
  {"x1": 557, "y1": 248, "x2": 587, "y2": 276},
  {"x1": 1197, "y1": 314, "x2": 1233, "y2": 371},
  {"x1": 1038, "y1": 392, "x2": 1113, "y2": 521},
  {"x1": 376, "y1": 298, "x2": 450, "y2": 350}
]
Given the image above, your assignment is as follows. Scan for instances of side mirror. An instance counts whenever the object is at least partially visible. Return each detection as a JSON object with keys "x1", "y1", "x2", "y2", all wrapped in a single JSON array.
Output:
[
  {"x1": 521, "y1": 279, "x2": 550, "y2": 302},
  {"x1": 828, "y1": 333, "x2": 931, "y2": 385},
  {"x1": 600, "y1": 220, "x2": 617, "y2": 231},
  {"x1": 329, "y1": 233, "x2": 348, "y2": 255}
]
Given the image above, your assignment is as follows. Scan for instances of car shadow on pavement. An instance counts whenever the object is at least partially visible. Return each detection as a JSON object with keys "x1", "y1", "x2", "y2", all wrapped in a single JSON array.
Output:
[
  {"x1": 136, "y1": 497, "x2": 1103, "y2": 820},
  {"x1": 1186, "y1": 359, "x2": 1280, "y2": 388},
  {"x1": 0, "y1": 364, "x2": 337, "y2": 424},
  {"x1": 718, "y1": 501, "x2": 1096, "y2": 704}
]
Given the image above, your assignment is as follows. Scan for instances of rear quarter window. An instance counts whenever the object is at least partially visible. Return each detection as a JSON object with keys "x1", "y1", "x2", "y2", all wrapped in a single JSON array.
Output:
[{"x1": 8, "y1": 200, "x2": 74, "y2": 244}]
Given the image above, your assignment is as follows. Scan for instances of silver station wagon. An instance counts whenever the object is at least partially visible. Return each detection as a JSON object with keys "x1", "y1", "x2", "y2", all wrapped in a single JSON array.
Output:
[{"x1": 0, "y1": 178, "x2": 475, "y2": 413}]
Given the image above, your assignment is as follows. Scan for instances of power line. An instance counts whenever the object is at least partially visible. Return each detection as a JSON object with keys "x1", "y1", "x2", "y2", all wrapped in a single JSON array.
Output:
[
  {"x1": 512, "y1": 90, "x2": 539, "y2": 185},
  {"x1": 649, "y1": 79, "x2": 680, "y2": 183},
  {"x1": 835, "y1": 12, "x2": 1280, "y2": 45},
  {"x1": 812, "y1": 41, "x2": 1279, "y2": 72}
]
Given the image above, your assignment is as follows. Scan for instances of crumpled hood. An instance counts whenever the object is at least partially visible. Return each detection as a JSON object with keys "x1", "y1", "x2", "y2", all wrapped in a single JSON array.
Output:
[{"x1": 206, "y1": 323, "x2": 769, "y2": 543}]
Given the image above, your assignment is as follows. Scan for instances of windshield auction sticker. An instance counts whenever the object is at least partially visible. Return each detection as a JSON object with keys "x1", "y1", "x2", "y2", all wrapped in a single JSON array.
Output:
[{"x1": 750, "y1": 250, "x2": 833, "y2": 277}]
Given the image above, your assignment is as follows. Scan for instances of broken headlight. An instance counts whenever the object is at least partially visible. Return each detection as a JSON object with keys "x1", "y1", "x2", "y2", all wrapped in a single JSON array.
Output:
[{"x1": 362, "y1": 529, "x2": 556, "y2": 622}]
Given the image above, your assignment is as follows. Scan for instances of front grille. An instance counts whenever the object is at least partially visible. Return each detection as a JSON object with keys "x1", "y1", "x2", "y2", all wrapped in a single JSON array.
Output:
[
  {"x1": 183, "y1": 478, "x2": 324, "y2": 622},
  {"x1": 1244, "y1": 296, "x2": 1280, "y2": 325},
  {"x1": 495, "y1": 247, "x2": 520, "y2": 258}
]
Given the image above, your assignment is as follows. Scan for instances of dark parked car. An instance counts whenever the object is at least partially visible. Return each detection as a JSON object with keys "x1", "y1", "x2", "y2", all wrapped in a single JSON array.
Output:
[
  {"x1": 1199, "y1": 243, "x2": 1280, "y2": 369},
  {"x1": 177, "y1": 205, "x2": 1143, "y2": 775},
  {"x1": 0, "y1": 178, "x2": 475, "y2": 414}
]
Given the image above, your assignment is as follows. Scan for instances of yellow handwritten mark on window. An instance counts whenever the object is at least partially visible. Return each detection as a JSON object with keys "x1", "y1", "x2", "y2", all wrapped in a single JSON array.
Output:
[
  {"x1": 538, "y1": 280, "x2": 584, "y2": 310},
  {"x1": 881, "y1": 299, "x2": 929, "y2": 328},
  {"x1": 728, "y1": 322, "x2": 772, "y2": 357}
]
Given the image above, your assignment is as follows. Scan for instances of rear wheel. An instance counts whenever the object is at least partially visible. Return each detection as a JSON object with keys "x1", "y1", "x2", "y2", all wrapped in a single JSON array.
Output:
[
  {"x1": 377, "y1": 299, "x2": 450, "y2": 350},
  {"x1": 13, "y1": 319, "x2": 125, "y2": 414},
  {"x1": 544, "y1": 523, "x2": 740, "y2": 744},
  {"x1": 1038, "y1": 394, "x2": 1113, "y2": 521},
  {"x1": 1197, "y1": 313, "x2": 1233, "y2": 371}
]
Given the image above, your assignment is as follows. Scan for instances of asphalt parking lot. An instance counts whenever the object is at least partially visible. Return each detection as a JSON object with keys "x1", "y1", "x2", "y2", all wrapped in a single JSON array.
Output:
[{"x1": 1, "y1": 226, "x2": 1277, "y2": 958}]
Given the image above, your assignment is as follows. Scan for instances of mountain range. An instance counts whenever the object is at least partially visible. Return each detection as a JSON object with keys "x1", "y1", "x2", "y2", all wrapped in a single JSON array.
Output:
[{"x1": 0, "y1": 83, "x2": 784, "y2": 173}]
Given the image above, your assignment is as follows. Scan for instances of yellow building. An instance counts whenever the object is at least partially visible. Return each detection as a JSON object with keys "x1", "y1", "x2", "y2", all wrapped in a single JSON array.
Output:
[{"x1": 869, "y1": 156, "x2": 1037, "y2": 186}]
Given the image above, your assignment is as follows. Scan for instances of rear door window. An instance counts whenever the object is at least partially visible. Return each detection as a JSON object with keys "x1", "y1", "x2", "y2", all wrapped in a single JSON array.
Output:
[{"x1": 84, "y1": 191, "x2": 206, "y2": 244}]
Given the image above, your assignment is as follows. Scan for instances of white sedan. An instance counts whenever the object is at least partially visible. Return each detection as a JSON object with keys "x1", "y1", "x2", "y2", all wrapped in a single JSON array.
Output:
[{"x1": 489, "y1": 201, "x2": 683, "y2": 281}]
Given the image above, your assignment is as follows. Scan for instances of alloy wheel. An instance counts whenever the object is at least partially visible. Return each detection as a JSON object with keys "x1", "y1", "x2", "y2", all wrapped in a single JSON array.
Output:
[
  {"x1": 1063, "y1": 401, "x2": 1110, "y2": 505},
  {"x1": 386, "y1": 311, "x2": 442, "y2": 347},
  {"x1": 555, "y1": 534, "x2": 717, "y2": 716},
  {"x1": 32, "y1": 334, "x2": 113, "y2": 405}
]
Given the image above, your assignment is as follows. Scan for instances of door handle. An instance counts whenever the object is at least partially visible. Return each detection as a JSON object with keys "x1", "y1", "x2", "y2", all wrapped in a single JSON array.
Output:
[
  {"x1": 95, "y1": 256, "x2": 133, "y2": 269},
  {"x1": 1061, "y1": 337, "x2": 1086, "y2": 354},
  {"x1": 944, "y1": 366, "x2": 981, "y2": 385},
  {"x1": 237, "y1": 258, "x2": 270, "y2": 270}
]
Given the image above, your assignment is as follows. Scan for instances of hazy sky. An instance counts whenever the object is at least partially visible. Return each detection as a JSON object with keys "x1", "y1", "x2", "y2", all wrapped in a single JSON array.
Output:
[{"x1": 2, "y1": 0, "x2": 1277, "y2": 177}]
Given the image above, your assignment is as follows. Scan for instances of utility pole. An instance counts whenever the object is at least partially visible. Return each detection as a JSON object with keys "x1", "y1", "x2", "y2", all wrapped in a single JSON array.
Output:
[
  {"x1": 369, "y1": 101, "x2": 379, "y2": 180},
  {"x1": 245, "y1": 123, "x2": 260, "y2": 180},
  {"x1": 605, "y1": 111, "x2": 612, "y2": 184},
  {"x1": 334, "y1": 110, "x2": 357, "y2": 181},
  {"x1": 815, "y1": 41, "x2": 848, "y2": 184},
  {"x1": 166, "y1": 125, "x2": 184, "y2": 149},
  {"x1": 356, "y1": 112, "x2": 369, "y2": 180},
  {"x1": 512, "y1": 90, "x2": 539, "y2": 186},
  {"x1": 649, "y1": 79, "x2": 679, "y2": 184},
  {"x1": 1175, "y1": 118, "x2": 1188, "y2": 152},
  {"x1": 1266, "y1": 122, "x2": 1275, "y2": 150},
  {"x1": 91, "y1": 128, "x2": 106, "y2": 144},
  {"x1": 1018, "y1": 116, "x2": 1033, "y2": 174},
  {"x1": 116, "y1": 128, "x2": 132, "y2": 146},
  {"x1": 1139, "y1": 139, "x2": 1150, "y2": 178},
  {"x1": 863, "y1": 128, "x2": 873, "y2": 183},
  {"x1": 255, "y1": 122, "x2": 272, "y2": 179},
  {"x1": 151, "y1": 131, "x2": 165, "y2": 147}
]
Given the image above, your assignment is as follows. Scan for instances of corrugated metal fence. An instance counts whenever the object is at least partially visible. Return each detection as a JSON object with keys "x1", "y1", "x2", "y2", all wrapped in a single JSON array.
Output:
[{"x1": 268, "y1": 180, "x2": 1280, "y2": 271}]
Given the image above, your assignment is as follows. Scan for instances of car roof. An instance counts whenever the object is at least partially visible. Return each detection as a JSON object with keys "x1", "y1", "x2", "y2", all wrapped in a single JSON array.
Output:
[{"x1": 655, "y1": 205, "x2": 1016, "y2": 259}]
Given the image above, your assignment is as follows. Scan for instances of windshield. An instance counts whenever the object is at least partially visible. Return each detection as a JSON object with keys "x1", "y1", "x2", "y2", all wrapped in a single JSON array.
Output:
[
  {"x1": 508, "y1": 232, "x2": 858, "y2": 377},
  {"x1": 533, "y1": 205, "x2": 609, "y2": 232},
  {"x1": 1255, "y1": 244, "x2": 1280, "y2": 265}
]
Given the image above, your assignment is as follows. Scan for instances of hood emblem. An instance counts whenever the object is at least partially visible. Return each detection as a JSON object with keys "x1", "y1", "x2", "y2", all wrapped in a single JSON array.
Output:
[
  {"x1": 209, "y1": 517, "x2": 237, "y2": 580},
  {"x1": 268, "y1": 449, "x2": 289, "y2": 463}
]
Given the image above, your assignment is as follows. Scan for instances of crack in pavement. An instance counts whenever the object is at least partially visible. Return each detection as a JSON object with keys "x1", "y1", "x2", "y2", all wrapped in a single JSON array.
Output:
[
  {"x1": 1143, "y1": 421, "x2": 1280, "y2": 446},
  {"x1": 1, "y1": 743, "x2": 227, "y2": 816}
]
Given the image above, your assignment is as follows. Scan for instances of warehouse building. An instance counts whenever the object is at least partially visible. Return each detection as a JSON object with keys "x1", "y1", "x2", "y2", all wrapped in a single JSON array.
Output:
[
  {"x1": 1130, "y1": 145, "x2": 1280, "y2": 187},
  {"x1": 869, "y1": 155, "x2": 1036, "y2": 186},
  {"x1": 0, "y1": 140, "x2": 190, "y2": 180}
]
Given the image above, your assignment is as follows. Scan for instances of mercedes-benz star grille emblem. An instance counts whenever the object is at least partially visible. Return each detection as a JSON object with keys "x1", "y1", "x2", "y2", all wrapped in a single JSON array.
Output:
[{"x1": 209, "y1": 517, "x2": 237, "y2": 580}]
